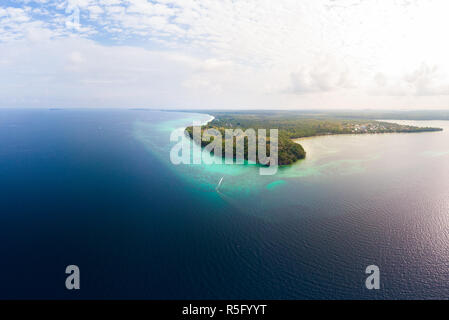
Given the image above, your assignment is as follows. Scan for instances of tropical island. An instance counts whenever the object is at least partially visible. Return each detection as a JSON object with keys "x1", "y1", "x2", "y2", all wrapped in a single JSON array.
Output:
[{"x1": 185, "y1": 111, "x2": 443, "y2": 165}]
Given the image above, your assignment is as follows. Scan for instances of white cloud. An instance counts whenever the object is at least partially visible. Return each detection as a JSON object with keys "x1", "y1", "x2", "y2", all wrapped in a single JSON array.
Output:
[
  {"x1": 0, "y1": 37, "x2": 254, "y2": 107},
  {"x1": 2, "y1": 0, "x2": 449, "y2": 108},
  {"x1": 371, "y1": 64, "x2": 449, "y2": 97},
  {"x1": 87, "y1": 5, "x2": 104, "y2": 19},
  {"x1": 288, "y1": 57, "x2": 353, "y2": 94}
]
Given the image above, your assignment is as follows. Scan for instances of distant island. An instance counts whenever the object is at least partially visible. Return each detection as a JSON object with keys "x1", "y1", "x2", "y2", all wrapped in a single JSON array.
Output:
[{"x1": 186, "y1": 112, "x2": 443, "y2": 165}]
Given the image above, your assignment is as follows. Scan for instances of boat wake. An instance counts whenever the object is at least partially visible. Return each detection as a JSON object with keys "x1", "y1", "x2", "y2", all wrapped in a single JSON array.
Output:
[{"x1": 216, "y1": 176, "x2": 224, "y2": 192}]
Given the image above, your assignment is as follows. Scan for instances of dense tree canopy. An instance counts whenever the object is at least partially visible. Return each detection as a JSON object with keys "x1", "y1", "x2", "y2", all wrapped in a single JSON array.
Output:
[{"x1": 185, "y1": 112, "x2": 442, "y2": 166}]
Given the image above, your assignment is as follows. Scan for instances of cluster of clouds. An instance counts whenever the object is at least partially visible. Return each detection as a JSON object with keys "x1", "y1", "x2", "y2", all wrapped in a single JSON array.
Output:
[{"x1": 1, "y1": 0, "x2": 449, "y2": 108}]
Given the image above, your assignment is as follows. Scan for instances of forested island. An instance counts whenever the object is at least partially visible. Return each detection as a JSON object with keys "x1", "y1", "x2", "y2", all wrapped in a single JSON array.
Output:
[{"x1": 185, "y1": 112, "x2": 442, "y2": 166}]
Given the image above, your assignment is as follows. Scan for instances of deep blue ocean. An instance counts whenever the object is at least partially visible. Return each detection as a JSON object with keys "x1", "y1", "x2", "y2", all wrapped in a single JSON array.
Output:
[{"x1": 1, "y1": 109, "x2": 448, "y2": 299}]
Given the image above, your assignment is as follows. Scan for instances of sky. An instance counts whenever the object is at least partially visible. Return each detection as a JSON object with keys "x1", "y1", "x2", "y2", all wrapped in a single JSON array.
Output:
[{"x1": 1, "y1": 0, "x2": 449, "y2": 109}]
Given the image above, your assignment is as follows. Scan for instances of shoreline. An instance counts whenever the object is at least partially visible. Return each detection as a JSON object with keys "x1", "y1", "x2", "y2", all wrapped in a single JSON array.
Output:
[
  {"x1": 292, "y1": 119, "x2": 444, "y2": 143},
  {"x1": 185, "y1": 115, "x2": 444, "y2": 166},
  {"x1": 204, "y1": 115, "x2": 215, "y2": 126}
]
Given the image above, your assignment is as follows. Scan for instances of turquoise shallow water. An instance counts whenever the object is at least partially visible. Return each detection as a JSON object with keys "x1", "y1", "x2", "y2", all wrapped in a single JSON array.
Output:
[
  {"x1": 132, "y1": 112, "x2": 370, "y2": 214},
  {"x1": 1, "y1": 109, "x2": 449, "y2": 299},
  {"x1": 133, "y1": 113, "x2": 449, "y2": 298}
]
